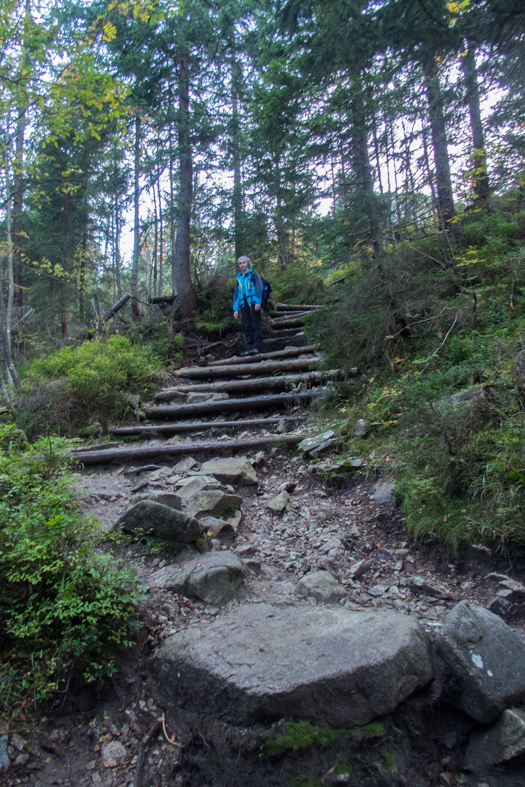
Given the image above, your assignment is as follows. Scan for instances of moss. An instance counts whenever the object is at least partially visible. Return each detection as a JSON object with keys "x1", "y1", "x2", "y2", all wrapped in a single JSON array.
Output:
[
  {"x1": 262, "y1": 721, "x2": 345, "y2": 757},
  {"x1": 195, "y1": 536, "x2": 208, "y2": 554},
  {"x1": 380, "y1": 750, "x2": 397, "y2": 777},
  {"x1": 290, "y1": 777, "x2": 321, "y2": 787},
  {"x1": 362, "y1": 721, "x2": 385, "y2": 737},
  {"x1": 333, "y1": 763, "x2": 353, "y2": 776},
  {"x1": 227, "y1": 567, "x2": 240, "y2": 583}
]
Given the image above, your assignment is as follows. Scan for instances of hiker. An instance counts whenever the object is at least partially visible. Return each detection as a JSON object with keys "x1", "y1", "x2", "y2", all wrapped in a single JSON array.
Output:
[{"x1": 233, "y1": 255, "x2": 263, "y2": 356}]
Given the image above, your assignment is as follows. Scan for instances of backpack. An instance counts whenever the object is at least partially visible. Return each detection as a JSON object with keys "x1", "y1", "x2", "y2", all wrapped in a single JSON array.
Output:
[{"x1": 259, "y1": 275, "x2": 273, "y2": 307}]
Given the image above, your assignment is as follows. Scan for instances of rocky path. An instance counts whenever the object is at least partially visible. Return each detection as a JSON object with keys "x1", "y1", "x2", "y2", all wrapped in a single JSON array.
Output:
[{"x1": 4, "y1": 306, "x2": 525, "y2": 787}]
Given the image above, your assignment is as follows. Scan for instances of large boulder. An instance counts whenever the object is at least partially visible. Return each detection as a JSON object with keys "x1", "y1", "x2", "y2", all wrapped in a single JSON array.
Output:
[
  {"x1": 116, "y1": 501, "x2": 203, "y2": 543},
  {"x1": 294, "y1": 571, "x2": 345, "y2": 603},
  {"x1": 436, "y1": 601, "x2": 525, "y2": 723},
  {"x1": 154, "y1": 603, "x2": 433, "y2": 727},
  {"x1": 201, "y1": 457, "x2": 258, "y2": 486},
  {"x1": 184, "y1": 490, "x2": 242, "y2": 520},
  {"x1": 149, "y1": 551, "x2": 246, "y2": 605},
  {"x1": 176, "y1": 475, "x2": 223, "y2": 502},
  {"x1": 465, "y1": 707, "x2": 525, "y2": 770}
]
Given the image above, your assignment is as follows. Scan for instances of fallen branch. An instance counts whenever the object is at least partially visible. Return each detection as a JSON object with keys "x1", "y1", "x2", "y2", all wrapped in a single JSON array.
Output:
[
  {"x1": 419, "y1": 313, "x2": 458, "y2": 375},
  {"x1": 104, "y1": 292, "x2": 131, "y2": 321},
  {"x1": 134, "y1": 721, "x2": 161, "y2": 787}
]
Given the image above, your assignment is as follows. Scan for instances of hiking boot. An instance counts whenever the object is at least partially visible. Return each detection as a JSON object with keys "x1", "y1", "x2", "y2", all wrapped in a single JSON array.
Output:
[
  {"x1": 249, "y1": 349, "x2": 260, "y2": 355},
  {"x1": 239, "y1": 350, "x2": 252, "y2": 357}
]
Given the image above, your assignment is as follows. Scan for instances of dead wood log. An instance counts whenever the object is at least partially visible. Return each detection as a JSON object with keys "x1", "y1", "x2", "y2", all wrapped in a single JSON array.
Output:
[
  {"x1": 149, "y1": 295, "x2": 175, "y2": 304},
  {"x1": 73, "y1": 433, "x2": 314, "y2": 466},
  {"x1": 159, "y1": 370, "x2": 344, "y2": 398},
  {"x1": 175, "y1": 356, "x2": 319, "y2": 379},
  {"x1": 109, "y1": 416, "x2": 306, "y2": 437},
  {"x1": 269, "y1": 318, "x2": 306, "y2": 329},
  {"x1": 206, "y1": 345, "x2": 317, "y2": 366},
  {"x1": 104, "y1": 292, "x2": 131, "y2": 321},
  {"x1": 144, "y1": 390, "x2": 322, "y2": 419},
  {"x1": 276, "y1": 303, "x2": 322, "y2": 311},
  {"x1": 260, "y1": 336, "x2": 308, "y2": 351},
  {"x1": 268, "y1": 311, "x2": 310, "y2": 318}
]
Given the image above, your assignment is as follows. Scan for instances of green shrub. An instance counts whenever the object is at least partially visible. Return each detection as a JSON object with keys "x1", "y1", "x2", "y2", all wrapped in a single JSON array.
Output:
[
  {"x1": 20, "y1": 336, "x2": 162, "y2": 432},
  {"x1": 0, "y1": 425, "x2": 142, "y2": 711}
]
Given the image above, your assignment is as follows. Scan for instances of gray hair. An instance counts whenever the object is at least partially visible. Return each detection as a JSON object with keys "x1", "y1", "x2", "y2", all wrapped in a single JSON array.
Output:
[{"x1": 237, "y1": 255, "x2": 250, "y2": 266}]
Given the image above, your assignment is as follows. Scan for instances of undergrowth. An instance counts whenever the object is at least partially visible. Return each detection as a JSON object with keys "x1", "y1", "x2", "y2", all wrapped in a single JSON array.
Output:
[
  {"x1": 315, "y1": 199, "x2": 525, "y2": 549},
  {"x1": 0, "y1": 425, "x2": 142, "y2": 713},
  {"x1": 18, "y1": 335, "x2": 162, "y2": 435}
]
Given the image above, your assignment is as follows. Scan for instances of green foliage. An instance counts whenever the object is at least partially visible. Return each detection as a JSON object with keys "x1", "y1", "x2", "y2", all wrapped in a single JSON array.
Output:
[
  {"x1": 0, "y1": 425, "x2": 142, "y2": 711},
  {"x1": 262, "y1": 721, "x2": 345, "y2": 757},
  {"x1": 20, "y1": 336, "x2": 162, "y2": 432},
  {"x1": 290, "y1": 777, "x2": 320, "y2": 787}
]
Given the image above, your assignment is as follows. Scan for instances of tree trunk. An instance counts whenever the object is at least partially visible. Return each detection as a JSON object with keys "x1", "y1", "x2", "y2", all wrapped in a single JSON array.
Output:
[
  {"x1": 423, "y1": 59, "x2": 455, "y2": 230},
  {"x1": 131, "y1": 114, "x2": 141, "y2": 321},
  {"x1": 462, "y1": 45, "x2": 490, "y2": 204},
  {"x1": 351, "y1": 74, "x2": 384, "y2": 261},
  {"x1": 231, "y1": 28, "x2": 244, "y2": 260},
  {"x1": 152, "y1": 180, "x2": 158, "y2": 297},
  {"x1": 173, "y1": 51, "x2": 197, "y2": 317},
  {"x1": 115, "y1": 198, "x2": 122, "y2": 297},
  {"x1": 13, "y1": 116, "x2": 25, "y2": 309},
  {"x1": 157, "y1": 178, "x2": 164, "y2": 295}
]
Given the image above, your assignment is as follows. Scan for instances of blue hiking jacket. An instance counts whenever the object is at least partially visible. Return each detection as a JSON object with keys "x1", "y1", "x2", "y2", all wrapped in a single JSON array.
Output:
[{"x1": 233, "y1": 269, "x2": 262, "y2": 311}]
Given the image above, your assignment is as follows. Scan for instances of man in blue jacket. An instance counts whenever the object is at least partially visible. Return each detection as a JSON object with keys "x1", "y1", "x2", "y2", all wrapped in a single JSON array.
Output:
[{"x1": 233, "y1": 255, "x2": 262, "y2": 356}]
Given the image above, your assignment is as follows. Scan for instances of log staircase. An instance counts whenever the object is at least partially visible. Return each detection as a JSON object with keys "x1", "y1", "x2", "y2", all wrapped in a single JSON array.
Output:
[{"x1": 73, "y1": 303, "x2": 345, "y2": 466}]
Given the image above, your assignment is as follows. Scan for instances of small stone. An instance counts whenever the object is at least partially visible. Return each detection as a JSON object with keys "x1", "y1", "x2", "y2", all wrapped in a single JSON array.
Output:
[
  {"x1": 172, "y1": 457, "x2": 198, "y2": 473},
  {"x1": 275, "y1": 419, "x2": 289, "y2": 434},
  {"x1": 369, "y1": 481, "x2": 395, "y2": 503},
  {"x1": 353, "y1": 419, "x2": 368, "y2": 437},
  {"x1": 278, "y1": 480, "x2": 296, "y2": 494},
  {"x1": 245, "y1": 559, "x2": 262, "y2": 574},
  {"x1": 201, "y1": 457, "x2": 258, "y2": 486},
  {"x1": 101, "y1": 740, "x2": 127, "y2": 767},
  {"x1": 465, "y1": 707, "x2": 525, "y2": 769},
  {"x1": 376, "y1": 547, "x2": 392, "y2": 561},
  {"x1": 349, "y1": 559, "x2": 371, "y2": 579},
  {"x1": 0, "y1": 736, "x2": 9, "y2": 774},
  {"x1": 268, "y1": 490, "x2": 290, "y2": 515},
  {"x1": 368, "y1": 585, "x2": 387, "y2": 597},
  {"x1": 235, "y1": 545, "x2": 257, "y2": 558},
  {"x1": 294, "y1": 571, "x2": 345, "y2": 603},
  {"x1": 252, "y1": 451, "x2": 266, "y2": 467}
]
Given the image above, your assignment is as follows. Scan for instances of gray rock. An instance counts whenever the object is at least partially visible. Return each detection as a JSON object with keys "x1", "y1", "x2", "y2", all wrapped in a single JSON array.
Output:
[
  {"x1": 465, "y1": 707, "x2": 525, "y2": 770},
  {"x1": 172, "y1": 456, "x2": 198, "y2": 473},
  {"x1": 101, "y1": 740, "x2": 127, "y2": 767},
  {"x1": 154, "y1": 602, "x2": 433, "y2": 727},
  {"x1": 298, "y1": 430, "x2": 338, "y2": 457},
  {"x1": 268, "y1": 490, "x2": 290, "y2": 514},
  {"x1": 436, "y1": 601, "x2": 525, "y2": 723},
  {"x1": 200, "y1": 516, "x2": 235, "y2": 541},
  {"x1": 235, "y1": 545, "x2": 257, "y2": 558},
  {"x1": 438, "y1": 386, "x2": 486, "y2": 413},
  {"x1": 369, "y1": 585, "x2": 388, "y2": 597},
  {"x1": 278, "y1": 480, "x2": 296, "y2": 494},
  {"x1": 0, "y1": 736, "x2": 9, "y2": 774},
  {"x1": 353, "y1": 419, "x2": 368, "y2": 437},
  {"x1": 369, "y1": 481, "x2": 395, "y2": 504},
  {"x1": 185, "y1": 490, "x2": 243, "y2": 520},
  {"x1": 252, "y1": 451, "x2": 266, "y2": 467},
  {"x1": 149, "y1": 551, "x2": 246, "y2": 605},
  {"x1": 131, "y1": 491, "x2": 182, "y2": 510},
  {"x1": 276, "y1": 418, "x2": 289, "y2": 434},
  {"x1": 201, "y1": 457, "x2": 257, "y2": 486},
  {"x1": 187, "y1": 392, "x2": 230, "y2": 404},
  {"x1": 349, "y1": 559, "x2": 371, "y2": 579},
  {"x1": 329, "y1": 457, "x2": 363, "y2": 473},
  {"x1": 400, "y1": 575, "x2": 448, "y2": 599},
  {"x1": 155, "y1": 389, "x2": 187, "y2": 403},
  {"x1": 294, "y1": 571, "x2": 345, "y2": 603},
  {"x1": 116, "y1": 501, "x2": 203, "y2": 543},
  {"x1": 176, "y1": 475, "x2": 222, "y2": 499}
]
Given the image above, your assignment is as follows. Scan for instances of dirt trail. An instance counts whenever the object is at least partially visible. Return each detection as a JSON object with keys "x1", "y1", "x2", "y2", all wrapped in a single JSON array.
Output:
[{"x1": 3, "y1": 308, "x2": 525, "y2": 787}]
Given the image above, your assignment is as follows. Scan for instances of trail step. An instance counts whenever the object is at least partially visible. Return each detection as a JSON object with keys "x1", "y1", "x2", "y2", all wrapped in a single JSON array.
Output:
[
  {"x1": 156, "y1": 370, "x2": 345, "y2": 400},
  {"x1": 74, "y1": 433, "x2": 314, "y2": 466},
  {"x1": 144, "y1": 391, "x2": 322, "y2": 420},
  {"x1": 109, "y1": 416, "x2": 306, "y2": 438},
  {"x1": 206, "y1": 345, "x2": 317, "y2": 366},
  {"x1": 175, "y1": 356, "x2": 319, "y2": 380}
]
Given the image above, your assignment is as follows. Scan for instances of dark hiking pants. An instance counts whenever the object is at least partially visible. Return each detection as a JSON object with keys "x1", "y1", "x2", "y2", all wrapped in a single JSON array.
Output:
[{"x1": 240, "y1": 304, "x2": 262, "y2": 351}]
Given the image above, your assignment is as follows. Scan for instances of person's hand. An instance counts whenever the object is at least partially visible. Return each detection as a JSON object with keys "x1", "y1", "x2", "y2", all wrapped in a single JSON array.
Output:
[
  {"x1": 254, "y1": 304, "x2": 261, "y2": 312},
  {"x1": 234, "y1": 310, "x2": 239, "y2": 320}
]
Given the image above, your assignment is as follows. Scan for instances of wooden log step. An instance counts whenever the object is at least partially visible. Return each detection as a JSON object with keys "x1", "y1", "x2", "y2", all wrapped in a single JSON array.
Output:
[
  {"x1": 267, "y1": 327, "x2": 305, "y2": 339},
  {"x1": 205, "y1": 345, "x2": 317, "y2": 366},
  {"x1": 157, "y1": 370, "x2": 344, "y2": 400},
  {"x1": 269, "y1": 318, "x2": 305, "y2": 329},
  {"x1": 268, "y1": 311, "x2": 310, "y2": 318},
  {"x1": 276, "y1": 303, "x2": 322, "y2": 311},
  {"x1": 73, "y1": 433, "x2": 313, "y2": 466},
  {"x1": 109, "y1": 416, "x2": 307, "y2": 437},
  {"x1": 144, "y1": 390, "x2": 322, "y2": 419},
  {"x1": 175, "y1": 356, "x2": 319, "y2": 379},
  {"x1": 260, "y1": 336, "x2": 308, "y2": 352}
]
